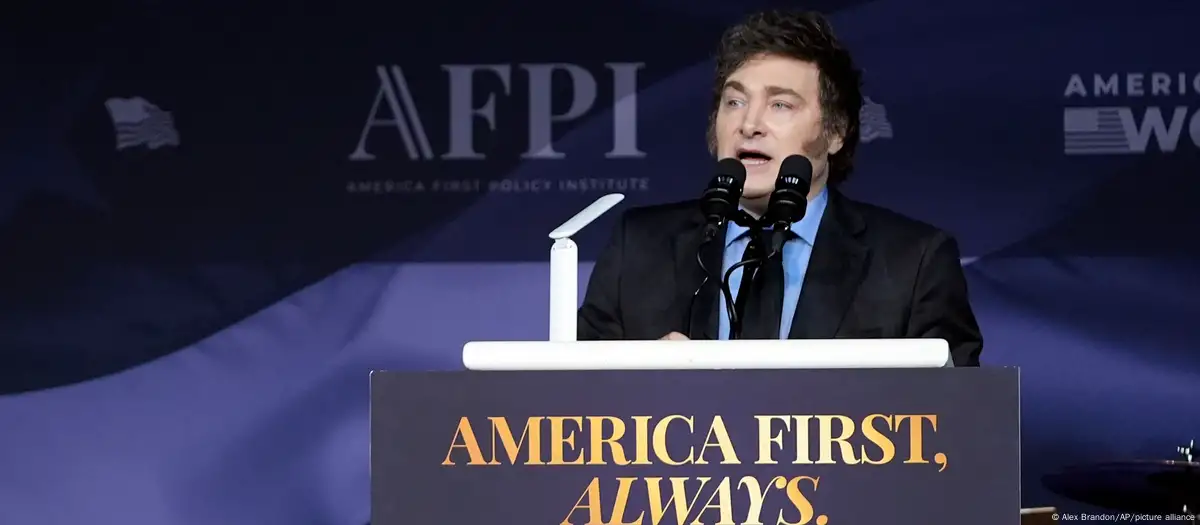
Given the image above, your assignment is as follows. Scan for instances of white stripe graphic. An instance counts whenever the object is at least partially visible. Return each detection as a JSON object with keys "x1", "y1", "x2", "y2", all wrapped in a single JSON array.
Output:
[
  {"x1": 384, "y1": 66, "x2": 433, "y2": 161},
  {"x1": 356, "y1": 66, "x2": 434, "y2": 161},
  {"x1": 1063, "y1": 107, "x2": 1134, "y2": 155}
]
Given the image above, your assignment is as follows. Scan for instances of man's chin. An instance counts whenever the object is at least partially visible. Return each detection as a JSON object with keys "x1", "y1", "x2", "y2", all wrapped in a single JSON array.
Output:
[
  {"x1": 739, "y1": 191, "x2": 771, "y2": 214},
  {"x1": 741, "y1": 184, "x2": 775, "y2": 201}
]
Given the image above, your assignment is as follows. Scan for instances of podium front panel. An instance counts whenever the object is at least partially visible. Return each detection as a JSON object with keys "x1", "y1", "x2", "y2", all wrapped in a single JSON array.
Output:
[{"x1": 371, "y1": 368, "x2": 1019, "y2": 525}]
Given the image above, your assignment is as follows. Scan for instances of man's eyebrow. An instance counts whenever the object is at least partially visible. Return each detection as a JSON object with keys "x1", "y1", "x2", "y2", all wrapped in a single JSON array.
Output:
[
  {"x1": 721, "y1": 81, "x2": 802, "y2": 99},
  {"x1": 765, "y1": 85, "x2": 802, "y2": 98},
  {"x1": 722, "y1": 80, "x2": 746, "y2": 94}
]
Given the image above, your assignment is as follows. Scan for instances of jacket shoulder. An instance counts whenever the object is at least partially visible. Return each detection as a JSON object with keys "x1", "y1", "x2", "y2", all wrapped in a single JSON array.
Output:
[
  {"x1": 619, "y1": 199, "x2": 700, "y2": 233},
  {"x1": 848, "y1": 198, "x2": 950, "y2": 243}
]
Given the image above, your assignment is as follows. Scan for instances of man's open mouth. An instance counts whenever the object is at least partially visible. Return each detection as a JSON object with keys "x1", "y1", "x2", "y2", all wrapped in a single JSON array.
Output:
[{"x1": 736, "y1": 149, "x2": 772, "y2": 165}]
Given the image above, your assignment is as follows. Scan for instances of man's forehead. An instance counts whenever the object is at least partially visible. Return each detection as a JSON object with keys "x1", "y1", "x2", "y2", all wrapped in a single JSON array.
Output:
[{"x1": 723, "y1": 58, "x2": 818, "y2": 94}]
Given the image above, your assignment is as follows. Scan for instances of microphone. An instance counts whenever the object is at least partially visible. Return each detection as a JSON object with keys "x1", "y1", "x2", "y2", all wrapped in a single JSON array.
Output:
[
  {"x1": 764, "y1": 154, "x2": 814, "y2": 255},
  {"x1": 686, "y1": 158, "x2": 747, "y2": 338},
  {"x1": 716, "y1": 156, "x2": 811, "y2": 339},
  {"x1": 699, "y1": 158, "x2": 747, "y2": 241}
]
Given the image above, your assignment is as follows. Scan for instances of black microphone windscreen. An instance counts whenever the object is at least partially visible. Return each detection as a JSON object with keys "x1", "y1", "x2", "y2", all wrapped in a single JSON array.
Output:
[
  {"x1": 700, "y1": 158, "x2": 747, "y2": 239},
  {"x1": 715, "y1": 157, "x2": 747, "y2": 185},
  {"x1": 778, "y1": 155, "x2": 813, "y2": 187},
  {"x1": 765, "y1": 155, "x2": 814, "y2": 227}
]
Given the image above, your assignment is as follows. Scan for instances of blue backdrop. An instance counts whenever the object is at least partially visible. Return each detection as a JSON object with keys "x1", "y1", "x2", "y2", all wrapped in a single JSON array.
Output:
[{"x1": 2, "y1": 0, "x2": 1198, "y2": 523}]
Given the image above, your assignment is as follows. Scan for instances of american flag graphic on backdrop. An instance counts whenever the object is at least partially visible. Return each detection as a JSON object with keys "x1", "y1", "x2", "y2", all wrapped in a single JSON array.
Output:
[
  {"x1": 1062, "y1": 107, "x2": 1134, "y2": 155},
  {"x1": 859, "y1": 97, "x2": 893, "y2": 143},
  {"x1": 105, "y1": 97, "x2": 181, "y2": 151}
]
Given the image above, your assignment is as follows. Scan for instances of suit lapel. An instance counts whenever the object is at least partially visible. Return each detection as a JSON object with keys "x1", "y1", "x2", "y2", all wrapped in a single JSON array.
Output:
[
  {"x1": 788, "y1": 191, "x2": 869, "y2": 339},
  {"x1": 673, "y1": 214, "x2": 726, "y2": 340}
]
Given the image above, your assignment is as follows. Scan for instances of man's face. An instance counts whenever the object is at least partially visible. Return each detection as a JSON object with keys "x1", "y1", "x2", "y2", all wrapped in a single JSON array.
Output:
[{"x1": 714, "y1": 54, "x2": 843, "y2": 203}]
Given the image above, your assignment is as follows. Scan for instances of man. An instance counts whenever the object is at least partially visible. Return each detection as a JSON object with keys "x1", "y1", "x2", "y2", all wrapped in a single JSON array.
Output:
[{"x1": 577, "y1": 10, "x2": 982, "y2": 367}]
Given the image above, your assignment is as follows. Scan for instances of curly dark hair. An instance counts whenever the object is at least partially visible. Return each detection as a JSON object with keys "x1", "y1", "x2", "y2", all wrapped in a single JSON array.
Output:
[{"x1": 707, "y1": 10, "x2": 864, "y2": 187}]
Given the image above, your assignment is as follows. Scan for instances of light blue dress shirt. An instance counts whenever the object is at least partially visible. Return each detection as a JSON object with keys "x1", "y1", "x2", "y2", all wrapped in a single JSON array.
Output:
[{"x1": 718, "y1": 187, "x2": 828, "y2": 340}]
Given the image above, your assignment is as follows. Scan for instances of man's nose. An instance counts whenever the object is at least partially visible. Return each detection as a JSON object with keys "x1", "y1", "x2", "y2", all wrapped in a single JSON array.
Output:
[{"x1": 738, "y1": 108, "x2": 765, "y2": 137}]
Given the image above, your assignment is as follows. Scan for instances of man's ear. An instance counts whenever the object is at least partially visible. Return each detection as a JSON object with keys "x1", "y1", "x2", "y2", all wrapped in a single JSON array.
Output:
[{"x1": 826, "y1": 133, "x2": 844, "y2": 156}]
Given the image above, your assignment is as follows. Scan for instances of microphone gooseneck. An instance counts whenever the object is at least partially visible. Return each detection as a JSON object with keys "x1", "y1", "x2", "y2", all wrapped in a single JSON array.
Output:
[
  {"x1": 764, "y1": 154, "x2": 814, "y2": 256},
  {"x1": 687, "y1": 158, "x2": 748, "y2": 338}
]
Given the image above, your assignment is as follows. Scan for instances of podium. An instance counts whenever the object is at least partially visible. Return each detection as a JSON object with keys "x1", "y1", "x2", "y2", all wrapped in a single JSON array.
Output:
[
  {"x1": 369, "y1": 196, "x2": 1020, "y2": 523},
  {"x1": 370, "y1": 339, "x2": 1021, "y2": 525}
]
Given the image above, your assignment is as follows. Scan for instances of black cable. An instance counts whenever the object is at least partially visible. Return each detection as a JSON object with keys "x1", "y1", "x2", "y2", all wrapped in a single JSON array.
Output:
[
  {"x1": 721, "y1": 256, "x2": 763, "y2": 340},
  {"x1": 768, "y1": 227, "x2": 787, "y2": 259},
  {"x1": 685, "y1": 237, "x2": 716, "y2": 338}
]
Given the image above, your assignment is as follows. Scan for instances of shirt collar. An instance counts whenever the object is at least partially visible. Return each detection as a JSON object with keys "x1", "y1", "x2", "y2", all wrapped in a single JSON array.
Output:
[{"x1": 725, "y1": 186, "x2": 828, "y2": 247}]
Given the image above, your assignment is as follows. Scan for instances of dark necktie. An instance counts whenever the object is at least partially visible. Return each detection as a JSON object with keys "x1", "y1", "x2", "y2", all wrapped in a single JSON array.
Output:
[{"x1": 733, "y1": 228, "x2": 789, "y2": 340}]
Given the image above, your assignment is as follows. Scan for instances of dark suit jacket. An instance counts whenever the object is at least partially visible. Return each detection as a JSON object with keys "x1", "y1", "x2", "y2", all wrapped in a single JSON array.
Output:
[{"x1": 577, "y1": 190, "x2": 983, "y2": 367}]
